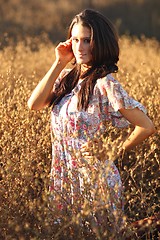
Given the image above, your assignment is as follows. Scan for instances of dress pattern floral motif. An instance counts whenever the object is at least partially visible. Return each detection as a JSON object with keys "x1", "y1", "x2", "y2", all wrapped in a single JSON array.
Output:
[{"x1": 49, "y1": 70, "x2": 146, "y2": 215}]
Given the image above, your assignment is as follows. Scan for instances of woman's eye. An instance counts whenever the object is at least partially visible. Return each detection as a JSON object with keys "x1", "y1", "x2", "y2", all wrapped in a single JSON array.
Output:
[
  {"x1": 84, "y1": 39, "x2": 90, "y2": 43},
  {"x1": 72, "y1": 38, "x2": 90, "y2": 43},
  {"x1": 73, "y1": 38, "x2": 78, "y2": 42}
]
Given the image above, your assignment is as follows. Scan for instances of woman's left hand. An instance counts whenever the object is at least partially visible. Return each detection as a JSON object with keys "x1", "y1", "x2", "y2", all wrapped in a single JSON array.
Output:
[{"x1": 80, "y1": 138, "x2": 107, "y2": 163}]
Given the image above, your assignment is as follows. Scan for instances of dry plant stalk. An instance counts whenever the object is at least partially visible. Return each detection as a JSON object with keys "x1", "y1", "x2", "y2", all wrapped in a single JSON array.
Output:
[{"x1": 0, "y1": 36, "x2": 159, "y2": 239}]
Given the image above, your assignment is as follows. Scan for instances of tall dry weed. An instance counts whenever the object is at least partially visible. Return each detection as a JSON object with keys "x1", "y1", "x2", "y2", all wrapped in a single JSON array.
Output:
[{"x1": 0, "y1": 36, "x2": 159, "y2": 239}]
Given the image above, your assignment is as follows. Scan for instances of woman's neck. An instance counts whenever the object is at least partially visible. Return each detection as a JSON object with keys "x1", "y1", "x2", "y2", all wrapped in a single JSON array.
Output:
[{"x1": 80, "y1": 64, "x2": 92, "y2": 76}]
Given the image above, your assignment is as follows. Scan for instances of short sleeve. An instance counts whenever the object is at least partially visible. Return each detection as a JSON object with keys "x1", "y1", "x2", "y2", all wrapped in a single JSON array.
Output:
[{"x1": 96, "y1": 74, "x2": 147, "y2": 128}]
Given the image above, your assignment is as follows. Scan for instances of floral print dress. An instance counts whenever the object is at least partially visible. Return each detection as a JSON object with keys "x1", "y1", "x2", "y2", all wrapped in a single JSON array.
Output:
[{"x1": 49, "y1": 70, "x2": 146, "y2": 217}]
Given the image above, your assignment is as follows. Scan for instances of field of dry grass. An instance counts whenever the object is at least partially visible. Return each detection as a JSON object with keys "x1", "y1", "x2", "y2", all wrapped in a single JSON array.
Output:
[{"x1": 0, "y1": 35, "x2": 159, "y2": 239}]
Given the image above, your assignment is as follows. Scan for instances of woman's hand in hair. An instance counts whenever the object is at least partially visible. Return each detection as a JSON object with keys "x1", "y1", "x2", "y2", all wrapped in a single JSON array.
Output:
[
  {"x1": 27, "y1": 39, "x2": 74, "y2": 111},
  {"x1": 55, "y1": 38, "x2": 74, "y2": 66}
]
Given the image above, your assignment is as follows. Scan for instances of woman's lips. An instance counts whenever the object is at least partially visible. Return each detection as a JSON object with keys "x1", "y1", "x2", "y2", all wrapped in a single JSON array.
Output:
[{"x1": 77, "y1": 54, "x2": 86, "y2": 58}]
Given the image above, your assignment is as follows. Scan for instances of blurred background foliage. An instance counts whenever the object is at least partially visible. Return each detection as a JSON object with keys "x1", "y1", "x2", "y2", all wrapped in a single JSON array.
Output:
[
  {"x1": 0, "y1": 0, "x2": 160, "y2": 48},
  {"x1": 0, "y1": 37, "x2": 159, "y2": 239},
  {"x1": 0, "y1": 0, "x2": 160, "y2": 239}
]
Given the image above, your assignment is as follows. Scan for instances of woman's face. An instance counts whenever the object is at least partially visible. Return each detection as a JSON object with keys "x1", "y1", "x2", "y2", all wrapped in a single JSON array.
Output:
[{"x1": 71, "y1": 23, "x2": 92, "y2": 67}]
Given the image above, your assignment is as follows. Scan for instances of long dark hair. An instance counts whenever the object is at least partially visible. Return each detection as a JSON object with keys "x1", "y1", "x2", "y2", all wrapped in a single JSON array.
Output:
[{"x1": 50, "y1": 9, "x2": 119, "y2": 110}]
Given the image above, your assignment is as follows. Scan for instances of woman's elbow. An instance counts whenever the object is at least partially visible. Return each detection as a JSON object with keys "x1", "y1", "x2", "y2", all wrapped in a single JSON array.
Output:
[
  {"x1": 146, "y1": 123, "x2": 156, "y2": 136},
  {"x1": 27, "y1": 98, "x2": 48, "y2": 110},
  {"x1": 27, "y1": 99, "x2": 39, "y2": 110}
]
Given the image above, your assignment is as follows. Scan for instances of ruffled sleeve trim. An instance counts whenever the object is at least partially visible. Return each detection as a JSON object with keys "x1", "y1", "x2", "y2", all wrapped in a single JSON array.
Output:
[{"x1": 96, "y1": 74, "x2": 147, "y2": 128}]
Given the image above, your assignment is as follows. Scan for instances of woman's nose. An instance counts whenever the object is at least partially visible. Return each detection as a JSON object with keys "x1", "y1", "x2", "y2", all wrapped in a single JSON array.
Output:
[{"x1": 77, "y1": 41, "x2": 83, "y2": 51}]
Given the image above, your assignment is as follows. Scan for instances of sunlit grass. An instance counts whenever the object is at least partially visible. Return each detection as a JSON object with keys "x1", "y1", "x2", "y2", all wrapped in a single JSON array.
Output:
[{"x1": 0, "y1": 35, "x2": 159, "y2": 239}]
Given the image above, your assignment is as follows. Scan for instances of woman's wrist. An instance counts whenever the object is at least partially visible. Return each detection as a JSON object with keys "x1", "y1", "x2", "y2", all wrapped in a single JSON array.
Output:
[{"x1": 54, "y1": 58, "x2": 67, "y2": 69}]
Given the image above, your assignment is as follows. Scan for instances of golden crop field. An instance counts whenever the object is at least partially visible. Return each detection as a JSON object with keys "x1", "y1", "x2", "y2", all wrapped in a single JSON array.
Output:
[{"x1": 0, "y1": 35, "x2": 159, "y2": 239}]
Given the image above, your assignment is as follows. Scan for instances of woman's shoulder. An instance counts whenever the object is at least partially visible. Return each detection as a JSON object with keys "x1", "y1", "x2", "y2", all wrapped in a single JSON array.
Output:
[
  {"x1": 53, "y1": 68, "x2": 71, "y2": 91},
  {"x1": 55, "y1": 68, "x2": 71, "y2": 83},
  {"x1": 95, "y1": 74, "x2": 121, "y2": 93},
  {"x1": 59, "y1": 68, "x2": 71, "y2": 78},
  {"x1": 97, "y1": 74, "x2": 119, "y2": 85}
]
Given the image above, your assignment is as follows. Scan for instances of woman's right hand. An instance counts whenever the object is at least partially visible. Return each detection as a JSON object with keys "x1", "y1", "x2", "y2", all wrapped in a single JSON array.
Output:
[
  {"x1": 55, "y1": 38, "x2": 74, "y2": 66},
  {"x1": 28, "y1": 38, "x2": 74, "y2": 111}
]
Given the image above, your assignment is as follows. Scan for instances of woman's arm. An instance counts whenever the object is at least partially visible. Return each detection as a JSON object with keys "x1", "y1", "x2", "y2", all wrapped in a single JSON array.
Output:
[
  {"x1": 27, "y1": 38, "x2": 74, "y2": 110},
  {"x1": 119, "y1": 107, "x2": 156, "y2": 151},
  {"x1": 27, "y1": 61, "x2": 65, "y2": 110},
  {"x1": 80, "y1": 108, "x2": 156, "y2": 162}
]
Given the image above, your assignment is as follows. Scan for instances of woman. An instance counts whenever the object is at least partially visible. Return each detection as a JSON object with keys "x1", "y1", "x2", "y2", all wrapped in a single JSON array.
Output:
[{"x1": 28, "y1": 9, "x2": 155, "y2": 235}]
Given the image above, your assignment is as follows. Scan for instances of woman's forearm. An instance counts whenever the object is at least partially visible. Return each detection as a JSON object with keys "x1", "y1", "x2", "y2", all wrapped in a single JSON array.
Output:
[
  {"x1": 27, "y1": 60, "x2": 66, "y2": 110},
  {"x1": 28, "y1": 38, "x2": 74, "y2": 110},
  {"x1": 122, "y1": 125, "x2": 156, "y2": 151},
  {"x1": 118, "y1": 108, "x2": 156, "y2": 152}
]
